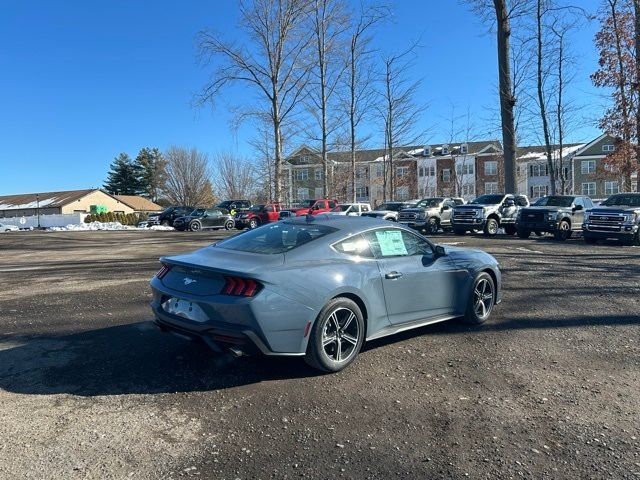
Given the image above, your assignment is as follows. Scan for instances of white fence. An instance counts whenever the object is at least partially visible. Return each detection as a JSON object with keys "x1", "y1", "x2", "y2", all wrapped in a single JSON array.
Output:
[{"x1": 0, "y1": 213, "x2": 87, "y2": 228}]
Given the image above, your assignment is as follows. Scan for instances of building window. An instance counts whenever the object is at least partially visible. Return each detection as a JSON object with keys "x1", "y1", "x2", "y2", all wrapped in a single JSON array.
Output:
[
  {"x1": 581, "y1": 160, "x2": 595, "y2": 174},
  {"x1": 356, "y1": 186, "x2": 369, "y2": 199},
  {"x1": 603, "y1": 163, "x2": 617, "y2": 173},
  {"x1": 442, "y1": 169, "x2": 451, "y2": 182},
  {"x1": 297, "y1": 187, "x2": 310, "y2": 200},
  {"x1": 423, "y1": 186, "x2": 437, "y2": 197},
  {"x1": 462, "y1": 184, "x2": 474, "y2": 196},
  {"x1": 442, "y1": 145, "x2": 450, "y2": 155},
  {"x1": 314, "y1": 169, "x2": 322, "y2": 180},
  {"x1": 419, "y1": 165, "x2": 435, "y2": 177},
  {"x1": 485, "y1": 182, "x2": 498, "y2": 194},
  {"x1": 604, "y1": 181, "x2": 619, "y2": 196},
  {"x1": 314, "y1": 187, "x2": 324, "y2": 198},
  {"x1": 396, "y1": 186, "x2": 409, "y2": 200},
  {"x1": 460, "y1": 144, "x2": 468, "y2": 154},
  {"x1": 485, "y1": 161, "x2": 497, "y2": 176},
  {"x1": 530, "y1": 185, "x2": 548, "y2": 198},
  {"x1": 301, "y1": 155, "x2": 309, "y2": 162},
  {"x1": 396, "y1": 166, "x2": 409, "y2": 178},
  {"x1": 581, "y1": 182, "x2": 596, "y2": 196},
  {"x1": 295, "y1": 169, "x2": 309, "y2": 181},
  {"x1": 530, "y1": 164, "x2": 549, "y2": 177},
  {"x1": 375, "y1": 164, "x2": 384, "y2": 178},
  {"x1": 602, "y1": 144, "x2": 615, "y2": 152},
  {"x1": 455, "y1": 163, "x2": 474, "y2": 176}
]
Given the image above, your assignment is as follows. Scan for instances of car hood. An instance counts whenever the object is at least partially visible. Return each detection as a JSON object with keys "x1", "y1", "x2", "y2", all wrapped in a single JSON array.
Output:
[
  {"x1": 401, "y1": 208, "x2": 437, "y2": 214},
  {"x1": 442, "y1": 244, "x2": 498, "y2": 267},
  {"x1": 521, "y1": 206, "x2": 572, "y2": 213},
  {"x1": 455, "y1": 204, "x2": 495, "y2": 209},
  {"x1": 363, "y1": 210, "x2": 394, "y2": 215},
  {"x1": 588, "y1": 205, "x2": 640, "y2": 214}
]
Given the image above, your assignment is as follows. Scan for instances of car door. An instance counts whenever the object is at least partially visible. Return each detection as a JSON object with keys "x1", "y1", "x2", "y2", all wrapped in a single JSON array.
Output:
[
  {"x1": 500, "y1": 196, "x2": 517, "y2": 221},
  {"x1": 362, "y1": 228, "x2": 459, "y2": 325},
  {"x1": 571, "y1": 197, "x2": 585, "y2": 230},
  {"x1": 440, "y1": 200, "x2": 454, "y2": 226},
  {"x1": 204, "y1": 209, "x2": 222, "y2": 228}
]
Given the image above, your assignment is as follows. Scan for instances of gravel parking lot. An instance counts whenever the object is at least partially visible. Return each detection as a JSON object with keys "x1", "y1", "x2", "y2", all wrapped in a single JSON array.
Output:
[{"x1": 0, "y1": 229, "x2": 638, "y2": 479}]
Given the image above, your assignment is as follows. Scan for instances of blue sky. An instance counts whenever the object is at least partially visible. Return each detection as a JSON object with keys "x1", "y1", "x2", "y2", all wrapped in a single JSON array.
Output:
[{"x1": 0, "y1": 0, "x2": 603, "y2": 195}]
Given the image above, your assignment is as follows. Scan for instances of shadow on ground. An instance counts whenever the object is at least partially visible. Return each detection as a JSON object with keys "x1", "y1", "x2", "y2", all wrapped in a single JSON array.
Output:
[{"x1": 1, "y1": 312, "x2": 638, "y2": 397}]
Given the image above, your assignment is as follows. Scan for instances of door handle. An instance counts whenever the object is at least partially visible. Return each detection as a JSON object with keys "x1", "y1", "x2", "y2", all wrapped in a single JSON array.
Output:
[{"x1": 385, "y1": 271, "x2": 403, "y2": 280}]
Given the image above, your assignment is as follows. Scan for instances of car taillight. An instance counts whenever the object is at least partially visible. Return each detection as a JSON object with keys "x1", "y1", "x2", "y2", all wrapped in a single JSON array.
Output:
[
  {"x1": 222, "y1": 276, "x2": 261, "y2": 297},
  {"x1": 156, "y1": 264, "x2": 172, "y2": 279}
]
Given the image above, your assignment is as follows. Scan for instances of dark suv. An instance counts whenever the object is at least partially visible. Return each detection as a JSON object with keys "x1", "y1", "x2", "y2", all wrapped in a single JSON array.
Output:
[
  {"x1": 361, "y1": 201, "x2": 416, "y2": 222},
  {"x1": 398, "y1": 197, "x2": 465, "y2": 234},
  {"x1": 147, "y1": 206, "x2": 194, "y2": 227},
  {"x1": 517, "y1": 195, "x2": 593, "y2": 240},
  {"x1": 173, "y1": 208, "x2": 235, "y2": 232},
  {"x1": 583, "y1": 193, "x2": 640, "y2": 245},
  {"x1": 216, "y1": 200, "x2": 252, "y2": 215},
  {"x1": 452, "y1": 193, "x2": 530, "y2": 236}
]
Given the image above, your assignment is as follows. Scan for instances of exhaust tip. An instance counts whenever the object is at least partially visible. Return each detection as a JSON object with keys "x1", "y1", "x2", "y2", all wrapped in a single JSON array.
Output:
[{"x1": 228, "y1": 347, "x2": 245, "y2": 358}]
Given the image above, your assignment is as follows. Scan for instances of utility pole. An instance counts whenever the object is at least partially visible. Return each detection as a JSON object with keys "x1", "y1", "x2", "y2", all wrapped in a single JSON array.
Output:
[{"x1": 36, "y1": 193, "x2": 41, "y2": 229}]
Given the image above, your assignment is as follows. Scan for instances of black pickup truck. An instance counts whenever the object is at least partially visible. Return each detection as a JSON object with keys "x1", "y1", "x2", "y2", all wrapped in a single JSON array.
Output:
[
  {"x1": 582, "y1": 193, "x2": 640, "y2": 245},
  {"x1": 516, "y1": 195, "x2": 594, "y2": 240}
]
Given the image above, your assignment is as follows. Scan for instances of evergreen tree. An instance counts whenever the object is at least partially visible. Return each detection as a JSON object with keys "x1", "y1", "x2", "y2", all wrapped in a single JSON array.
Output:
[
  {"x1": 103, "y1": 153, "x2": 142, "y2": 195},
  {"x1": 134, "y1": 147, "x2": 167, "y2": 202}
]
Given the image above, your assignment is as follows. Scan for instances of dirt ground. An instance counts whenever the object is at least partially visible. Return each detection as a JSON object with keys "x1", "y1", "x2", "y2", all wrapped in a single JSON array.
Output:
[{"x1": 0, "y1": 229, "x2": 638, "y2": 479}]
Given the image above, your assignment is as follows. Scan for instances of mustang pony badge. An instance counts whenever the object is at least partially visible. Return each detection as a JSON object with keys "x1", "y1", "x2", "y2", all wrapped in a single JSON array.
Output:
[{"x1": 183, "y1": 277, "x2": 197, "y2": 286}]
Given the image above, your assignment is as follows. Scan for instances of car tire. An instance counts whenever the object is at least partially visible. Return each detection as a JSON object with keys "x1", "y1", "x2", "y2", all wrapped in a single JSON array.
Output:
[
  {"x1": 554, "y1": 220, "x2": 572, "y2": 241},
  {"x1": 249, "y1": 218, "x2": 260, "y2": 229},
  {"x1": 304, "y1": 298, "x2": 365, "y2": 373},
  {"x1": 161, "y1": 220, "x2": 171, "y2": 227},
  {"x1": 462, "y1": 272, "x2": 495, "y2": 325},
  {"x1": 224, "y1": 220, "x2": 235, "y2": 230},
  {"x1": 628, "y1": 230, "x2": 640, "y2": 246},
  {"x1": 534, "y1": 230, "x2": 544, "y2": 237},
  {"x1": 503, "y1": 225, "x2": 516, "y2": 235},
  {"x1": 483, "y1": 218, "x2": 499, "y2": 236},
  {"x1": 189, "y1": 220, "x2": 201, "y2": 232},
  {"x1": 426, "y1": 217, "x2": 439, "y2": 235},
  {"x1": 584, "y1": 236, "x2": 598, "y2": 245},
  {"x1": 517, "y1": 229, "x2": 531, "y2": 239},
  {"x1": 453, "y1": 228, "x2": 466, "y2": 236}
]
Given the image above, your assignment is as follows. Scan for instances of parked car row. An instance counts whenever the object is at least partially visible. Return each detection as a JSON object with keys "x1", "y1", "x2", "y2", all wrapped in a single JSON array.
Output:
[{"x1": 148, "y1": 193, "x2": 640, "y2": 245}]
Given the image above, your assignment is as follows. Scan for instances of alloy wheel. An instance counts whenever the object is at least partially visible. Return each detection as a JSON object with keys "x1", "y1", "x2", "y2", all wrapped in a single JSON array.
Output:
[
  {"x1": 321, "y1": 307, "x2": 360, "y2": 363},
  {"x1": 190, "y1": 221, "x2": 201, "y2": 232},
  {"x1": 556, "y1": 220, "x2": 571, "y2": 240},
  {"x1": 473, "y1": 278, "x2": 494, "y2": 320},
  {"x1": 427, "y1": 218, "x2": 439, "y2": 234}
]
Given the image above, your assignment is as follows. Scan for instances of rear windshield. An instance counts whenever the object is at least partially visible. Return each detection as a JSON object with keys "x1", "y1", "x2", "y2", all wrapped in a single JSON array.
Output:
[
  {"x1": 190, "y1": 208, "x2": 206, "y2": 216},
  {"x1": 215, "y1": 223, "x2": 338, "y2": 254},
  {"x1": 470, "y1": 194, "x2": 503, "y2": 205},
  {"x1": 378, "y1": 203, "x2": 404, "y2": 211},
  {"x1": 602, "y1": 194, "x2": 640, "y2": 207},
  {"x1": 533, "y1": 196, "x2": 574, "y2": 207}
]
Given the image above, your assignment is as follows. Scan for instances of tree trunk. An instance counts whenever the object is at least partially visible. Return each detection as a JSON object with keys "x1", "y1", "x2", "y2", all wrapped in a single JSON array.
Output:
[
  {"x1": 350, "y1": 40, "x2": 357, "y2": 203},
  {"x1": 494, "y1": 0, "x2": 517, "y2": 194},
  {"x1": 536, "y1": 0, "x2": 557, "y2": 194},
  {"x1": 635, "y1": 0, "x2": 640, "y2": 191},
  {"x1": 272, "y1": 96, "x2": 282, "y2": 203},
  {"x1": 556, "y1": 29, "x2": 566, "y2": 194}
]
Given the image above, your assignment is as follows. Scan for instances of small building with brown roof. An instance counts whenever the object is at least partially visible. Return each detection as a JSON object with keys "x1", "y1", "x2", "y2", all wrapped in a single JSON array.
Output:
[
  {"x1": 114, "y1": 195, "x2": 163, "y2": 213},
  {"x1": 0, "y1": 189, "x2": 136, "y2": 217}
]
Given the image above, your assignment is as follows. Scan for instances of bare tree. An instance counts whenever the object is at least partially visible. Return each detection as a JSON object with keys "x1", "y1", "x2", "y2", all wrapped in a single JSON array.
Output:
[
  {"x1": 635, "y1": 0, "x2": 640, "y2": 190},
  {"x1": 307, "y1": 0, "x2": 350, "y2": 198},
  {"x1": 163, "y1": 146, "x2": 216, "y2": 207},
  {"x1": 197, "y1": 0, "x2": 313, "y2": 203},
  {"x1": 212, "y1": 151, "x2": 258, "y2": 200},
  {"x1": 342, "y1": 3, "x2": 387, "y2": 202},
  {"x1": 380, "y1": 44, "x2": 424, "y2": 201}
]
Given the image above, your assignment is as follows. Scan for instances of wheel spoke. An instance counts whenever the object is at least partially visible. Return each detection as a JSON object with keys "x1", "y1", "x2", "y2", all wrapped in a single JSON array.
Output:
[
  {"x1": 322, "y1": 334, "x2": 337, "y2": 347},
  {"x1": 341, "y1": 333, "x2": 358, "y2": 345},
  {"x1": 342, "y1": 312, "x2": 355, "y2": 331},
  {"x1": 335, "y1": 337, "x2": 342, "y2": 362}
]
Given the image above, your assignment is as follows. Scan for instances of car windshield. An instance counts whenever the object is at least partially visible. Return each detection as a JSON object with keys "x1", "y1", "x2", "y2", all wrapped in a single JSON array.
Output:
[
  {"x1": 416, "y1": 198, "x2": 443, "y2": 208},
  {"x1": 602, "y1": 194, "x2": 640, "y2": 207},
  {"x1": 336, "y1": 204, "x2": 352, "y2": 211},
  {"x1": 299, "y1": 199, "x2": 316, "y2": 208},
  {"x1": 216, "y1": 222, "x2": 338, "y2": 254},
  {"x1": 190, "y1": 208, "x2": 205, "y2": 216},
  {"x1": 534, "y1": 196, "x2": 574, "y2": 207},
  {"x1": 216, "y1": 201, "x2": 232, "y2": 208},
  {"x1": 378, "y1": 203, "x2": 403, "y2": 211},
  {"x1": 250, "y1": 205, "x2": 265, "y2": 212},
  {"x1": 161, "y1": 207, "x2": 175, "y2": 214},
  {"x1": 470, "y1": 195, "x2": 504, "y2": 205}
]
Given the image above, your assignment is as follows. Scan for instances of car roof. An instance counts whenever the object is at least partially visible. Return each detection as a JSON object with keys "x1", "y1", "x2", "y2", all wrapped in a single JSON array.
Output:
[{"x1": 282, "y1": 214, "x2": 392, "y2": 234}]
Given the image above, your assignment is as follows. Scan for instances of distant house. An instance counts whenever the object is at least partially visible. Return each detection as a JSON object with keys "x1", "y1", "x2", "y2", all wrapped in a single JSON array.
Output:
[
  {"x1": 0, "y1": 189, "x2": 139, "y2": 217},
  {"x1": 114, "y1": 195, "x2": 163, "y2": 213}
]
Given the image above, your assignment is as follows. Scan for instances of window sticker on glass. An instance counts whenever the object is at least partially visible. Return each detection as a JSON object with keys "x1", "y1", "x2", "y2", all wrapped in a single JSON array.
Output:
[{"x1": 375, "y1": 230, "x2": 407, "y2": 256}]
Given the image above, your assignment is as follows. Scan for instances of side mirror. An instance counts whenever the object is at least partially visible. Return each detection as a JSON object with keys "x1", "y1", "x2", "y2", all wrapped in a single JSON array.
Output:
[
  {"x1": 504, "y1": 200, "x2": 515, "y2": 207},
  {"x1": 442, "y1": 205, "x2": 451, "y2": 211},
  {"x1": 434, "y1": 245, "x2": 446, "y2": 258},
  {"x1": 573, "y1": 204, "x2": 583, "y2": 211}
]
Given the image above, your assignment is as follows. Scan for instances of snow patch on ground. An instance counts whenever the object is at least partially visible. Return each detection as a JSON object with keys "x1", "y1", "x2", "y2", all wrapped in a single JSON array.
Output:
[{"x1": 47, "y1": 222, "x2": 174, "y2": 232}]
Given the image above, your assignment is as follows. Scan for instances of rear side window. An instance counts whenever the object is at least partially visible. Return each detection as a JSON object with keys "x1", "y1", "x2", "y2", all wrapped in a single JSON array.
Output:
[
  {"x1": 333, "y1": 234, "x2": 374, "y2": 258},
  {"x1": 515, "y1": 196, "x2": 528, "y2": 207},
  {"x1": 216, "y1": 223, "x2": 337, "y2": 254}
]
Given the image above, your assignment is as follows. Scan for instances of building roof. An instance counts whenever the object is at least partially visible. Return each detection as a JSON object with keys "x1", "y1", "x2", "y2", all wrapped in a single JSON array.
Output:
[
  {"x1": 516, "y1": 143, "x2": 585, "y2": 162},
  {"x1": 114, "y1": 195, "x2": 163, "y2": 212},
  {"x1": 0, "y1": 189, "x2": 99, "y2": 210},
  {"x1": 287, "y1": 140, "x2": 503, "y2": 165}
]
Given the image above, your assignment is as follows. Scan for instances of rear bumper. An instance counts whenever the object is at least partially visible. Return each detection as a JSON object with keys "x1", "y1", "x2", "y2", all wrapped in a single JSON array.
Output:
[{"x1": 149, "y1": 278, "x2": 312, "y2": 356}]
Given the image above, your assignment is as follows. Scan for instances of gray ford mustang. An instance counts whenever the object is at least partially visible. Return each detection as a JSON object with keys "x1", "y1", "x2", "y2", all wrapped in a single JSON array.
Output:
[{"x1": 150, "y1": 216, "x2": 501, "y2": 372}]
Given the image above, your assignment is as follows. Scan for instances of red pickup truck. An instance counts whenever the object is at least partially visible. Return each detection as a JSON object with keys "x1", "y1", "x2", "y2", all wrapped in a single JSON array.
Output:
[
  {"x1": 234, "y1": 203, "x2": 283, "y2": 229},
  {"x1": 290, "y1": 199, "x2": 339, "y2": 216}
]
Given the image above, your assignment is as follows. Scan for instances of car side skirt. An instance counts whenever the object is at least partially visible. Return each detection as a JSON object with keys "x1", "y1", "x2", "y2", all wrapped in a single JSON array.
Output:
[{"x1": 366, "y1": 314, "x2": 459, "y2": 342}]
